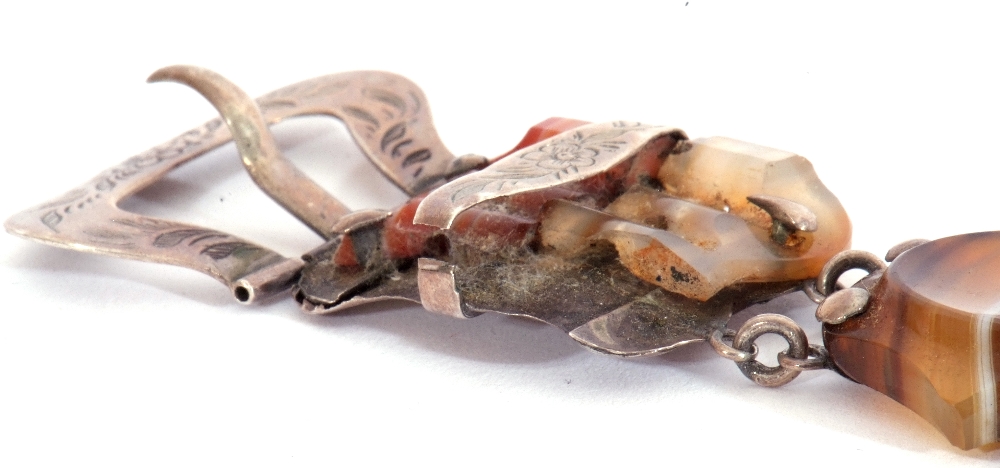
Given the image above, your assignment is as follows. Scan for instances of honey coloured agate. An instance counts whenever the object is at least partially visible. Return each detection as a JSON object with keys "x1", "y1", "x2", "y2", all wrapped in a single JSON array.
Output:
[{"x1": 824, "y1": 232, "x2": 1000, "y2": 449}]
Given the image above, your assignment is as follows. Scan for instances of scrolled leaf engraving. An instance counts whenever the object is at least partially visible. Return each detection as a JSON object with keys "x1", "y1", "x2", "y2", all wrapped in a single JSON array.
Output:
[
  {"x1": 414, "y1": 122, "x2": 683, "y2": 229},
  {"x1": 147, "y1": 228, "x2": 266, "y2": 260},
  {"x1": 343, "y1": 106, "x2": 380, "y2": 130},
  {"x1": 153, "y1": 229, "x2": 218, "y2": 248},
  {"x1": 391, "y1": 139, "x2": 414, "y2": 158},
  {"x1": 380, "y1": 123, "x2": 407, "y2": 152},
  {"x1": 364, "y1": 88, "x2": 407, "y2": 114},
  {"x1": 402, "y1": 149, "x2": 433, "y2": 168},
  {"x1": 200, "y1": 242, "x2": 264, "y2": 260}
]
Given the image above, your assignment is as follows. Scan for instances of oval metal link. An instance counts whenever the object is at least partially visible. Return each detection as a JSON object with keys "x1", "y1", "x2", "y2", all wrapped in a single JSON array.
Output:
[
  {"x1": 778, "y1": 344, "x2": 829, "y2": 371},
  {"x1": 815, "y1": 250, "x2": 886, "y2": 297},
  {"x1": 801, "y1": 278, "x2": 825, "y2": 304},
  {"x1": 709, "y1": 329, "x2": 758, "y2": 363},
  {"x1": 732, "y1": 314, "x2": 809, "y2": 387}
]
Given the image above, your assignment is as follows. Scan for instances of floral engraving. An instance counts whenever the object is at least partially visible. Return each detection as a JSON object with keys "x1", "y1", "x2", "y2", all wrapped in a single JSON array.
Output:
[
  {"x1": 442, "y1": 124, "x2": 652, "y2": 203},
  {"x1": 519, "y1": 130, "x2": 630, "y2": 178},
  {"x1": 522, "y1": 143, "x2": 597, "y2": 172},
  {"x1": 414, "y1": 122, "x2": 682, "y2": 229},
  {"x1": 380, "y1": 123, "x2": 407, "y2": 152}
]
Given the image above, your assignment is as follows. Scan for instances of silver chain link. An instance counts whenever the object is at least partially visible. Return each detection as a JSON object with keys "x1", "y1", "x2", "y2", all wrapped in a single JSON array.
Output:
[
  {"x1": 709, "y1": 329, "x2": 757, "y2": 363},
  {"x1": 710, "y1": 314, "x2": 828, "y2": 387},
  {"x1": 711, "y1": 250, "x2": 889, "y2": 387}
]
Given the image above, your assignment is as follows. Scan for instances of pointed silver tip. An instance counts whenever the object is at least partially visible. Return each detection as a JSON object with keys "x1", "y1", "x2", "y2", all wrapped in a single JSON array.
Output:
[{"x1": 747, "y1": 194, "x2": 818, "y2": 232}]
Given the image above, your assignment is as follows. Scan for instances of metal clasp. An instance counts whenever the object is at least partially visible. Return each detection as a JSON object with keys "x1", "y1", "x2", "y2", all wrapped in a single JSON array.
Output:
[{"x1": 4, "y1": 65, "x2": 477, "y2": 303}]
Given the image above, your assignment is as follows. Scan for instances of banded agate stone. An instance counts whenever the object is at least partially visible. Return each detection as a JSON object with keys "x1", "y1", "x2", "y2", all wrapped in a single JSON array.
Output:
[{"x1": 824, "y1": 232, "x2": 1000, "y2": 449}]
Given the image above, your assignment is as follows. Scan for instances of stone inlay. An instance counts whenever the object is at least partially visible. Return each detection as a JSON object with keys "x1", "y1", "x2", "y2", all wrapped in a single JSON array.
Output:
[
  {"x1": 541, "y1": 137, "x2": 852, "y2": 301},
  {"x1": 824, "y1": 231, "x2": 1000, "y2": 449}
]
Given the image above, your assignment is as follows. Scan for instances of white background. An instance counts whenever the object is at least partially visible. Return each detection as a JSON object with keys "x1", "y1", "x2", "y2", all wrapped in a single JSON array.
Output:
[{"x1": 2, "y1": 1, "x2": 999, "y2": 466}]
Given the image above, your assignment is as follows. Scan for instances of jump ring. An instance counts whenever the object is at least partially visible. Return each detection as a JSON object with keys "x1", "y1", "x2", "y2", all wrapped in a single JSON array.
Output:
[
  {"x1": 709, "y1": 329, "x2": 758, "y2": 363},
  {"x1": 801, "y1": 279, "x2": 825, "y2": 304},
  {"x1": 732, "y1": 314, "x2": 809, "y2": 387},
  {"x1": 815, "y1": 250, "x2": 886, "y2": 297},
  {"x1": 778, "y1": 344, "x2": 829, "y2": 371}
]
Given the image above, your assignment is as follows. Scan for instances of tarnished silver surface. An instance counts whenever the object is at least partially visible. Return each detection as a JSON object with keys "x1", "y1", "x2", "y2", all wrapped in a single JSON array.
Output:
[
  {"x1": 328, "y1": 209, "x2": 392, "y2": 235},
  {"x1": 233, "y1": 257, "x2": 306, "y2": 304},
  {"x1": 709, "y1": 329, "x2": 757, "y2": 363},
  {"x1": 5, "y1": 66, "x2": 459, "y2": 303},
  {"x1": 149, "y1": 66, "x2": 351, "y2": 239},
  {"x1": 815, "y1": 287, "x2": 871, "y2": 325},
  {"x1": 885, "y1": 238, "x2": 930, "y2": 262},
  {"x1": 815, "y1": 250, "x2": 886, "y2": 297},
  {"x1": 566, "y1": 294, "x2": 717, "y2": 357},
  {"x1": 457, "y1": 241, "x2": 802, "y2": 357},
  {"x1": 778, "y1": 344, "x2": 829, "y2": 371},
  {"x1": 417, "y1": 258, "x2": 475, "y2": 318},
  {"x1": 732, "y1": 314, "x2": 809, "y2": 387},
  {"x1": 6, "y1": 64, "x2": 853, "y2": 361},
  {"x1": 412, "y1": 122, "x2": 686, "y2": 229},
  {"x1": 802, "y1": 279, "x2": 826, "y2": 304},
  {"x1": 296, "y1": 260, "x2": 421, "y2": 315},
  {"x1": 746, "y1": 194, "x2": 818, "y2": 232}
]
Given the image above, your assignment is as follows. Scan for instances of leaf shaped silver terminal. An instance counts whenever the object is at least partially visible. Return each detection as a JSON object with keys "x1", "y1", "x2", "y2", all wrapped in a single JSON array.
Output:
[
  {"x1": 747, "y1": 194, "x2": 819, "y2": 233},
  {"x1": 815, "y1": 287, "x2": 871, "y2": 325}
]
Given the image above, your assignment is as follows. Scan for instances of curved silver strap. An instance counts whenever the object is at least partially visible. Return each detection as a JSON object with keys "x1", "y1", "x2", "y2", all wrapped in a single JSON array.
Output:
[{"x1": 6, "y1": 67, "x2": 459, "y2": 303}]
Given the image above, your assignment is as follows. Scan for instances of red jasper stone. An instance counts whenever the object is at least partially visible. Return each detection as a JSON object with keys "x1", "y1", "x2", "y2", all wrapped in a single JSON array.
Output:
[{"x1": 496, "y1": 117, "x2": 589, "y2": 160}]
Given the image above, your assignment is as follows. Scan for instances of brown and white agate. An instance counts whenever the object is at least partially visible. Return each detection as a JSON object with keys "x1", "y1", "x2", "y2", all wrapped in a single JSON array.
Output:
[
  {"x1": 825, "y1": 232, "x2": 1000, "y2": 449},
  {"x1": 539, "y1": 135, "x2": 852, "y2": 301}
]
